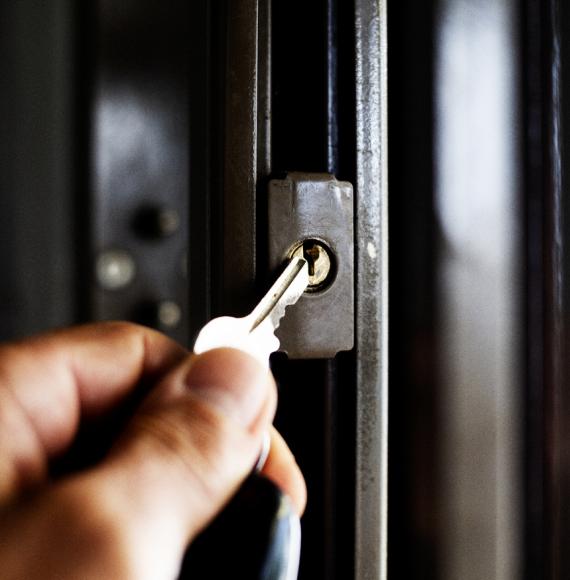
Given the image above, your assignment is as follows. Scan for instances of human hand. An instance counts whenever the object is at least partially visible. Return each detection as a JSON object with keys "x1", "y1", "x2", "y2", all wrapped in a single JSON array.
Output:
[{"x1": 0, "y1": 322, "x2": 305, "y2": 579}]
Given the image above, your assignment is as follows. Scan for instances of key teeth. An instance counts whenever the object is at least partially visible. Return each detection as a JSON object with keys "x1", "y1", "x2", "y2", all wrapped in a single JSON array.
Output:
[
  {"x1": 269, "y1": 275, "x2": 307, "y2": 330},
  {"x1": 193, "y1": 259, "x2": 307, "y2": 367},
  {"x1": 249, "y1": 319, "x2": 280, "y2": 365}
]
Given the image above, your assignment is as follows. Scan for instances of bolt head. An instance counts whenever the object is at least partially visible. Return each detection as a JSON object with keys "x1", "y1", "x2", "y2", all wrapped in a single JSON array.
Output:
[
  {"x1": 157, "y1": 300, "x2": 182, "y2": 328},
  {"x1": 96, "y1": 250, "x2": 136, "y2": 290}
]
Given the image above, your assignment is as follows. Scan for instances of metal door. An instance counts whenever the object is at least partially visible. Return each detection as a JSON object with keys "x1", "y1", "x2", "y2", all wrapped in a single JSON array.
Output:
[
  {"x1": 0, "y1": 2, "x2": 387, "y2": 578},
  {"x1": 6, "y1": 1, "x2": 570, "y2": 579}
]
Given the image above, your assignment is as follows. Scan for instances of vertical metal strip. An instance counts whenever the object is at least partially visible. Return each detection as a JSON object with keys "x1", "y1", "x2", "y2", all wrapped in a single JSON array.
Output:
[
  {"x1": 222, "y1": 0, "x2": 259, "y2": 315},
  {"x1": 550, "y1": 2, "x2": 570, "y2": 576},
  {"x1": 326, "y1": 0, "x2": 340, "y2": 175},
  {"x1": 547, "y1": 3, "x2": 563, "y2": 576},
  {"x1": 522, "y1": 0, "x2": 548, "y2": 576},
  {"x1": 257, "y1": 0, "x2": 271, "y2": 182},
  {"x1": 354, "y1": 1, "x2": 389, "y2": 579},
  {"x1": 188, "y1": 0, "x2": 212, "y2": 337}
]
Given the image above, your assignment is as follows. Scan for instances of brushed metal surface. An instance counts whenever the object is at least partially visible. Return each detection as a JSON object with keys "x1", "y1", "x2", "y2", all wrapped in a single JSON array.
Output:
[
  {"x1": 268, "y1": 173, "x2": 354, "y2": 359},
  {"x1": 354, "y1": 0, "x2": 389, "y2": 578}
]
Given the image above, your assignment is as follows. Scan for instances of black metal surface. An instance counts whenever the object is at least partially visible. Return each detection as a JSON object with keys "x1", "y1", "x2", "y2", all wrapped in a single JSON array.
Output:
[
  {"x1": 326, "y1": 0, "x2": 340, "y2": 175},
  {"x1": 387, "y1": 1, "x2": 439, "y2": 578},
  {"x1": 88, "y1": 0, "x2": 189, "y2": 345},
  {"x1": 186, "y1": 2, "x2": 354, "y2": 578},
  {"x1": 272, "y1": 0, "x2": 329, "y2": 174},
  {"x1": 187, "y1": 0, "x2": 223, "y2": 338},
  {"x1": 0, "y1": 1, "x2": 77, "y2": 340},
  {"x1": 7, "y1": 2, "x2": 565, "y2": 579},
  {"x1": 221, "y1": 0, "x2": 260, "y2": 318},
  {"x1": 271, "y1": 2, "x2": 358, "y2": 579},
  {"x1": 521, "y1": 0, "x2": 570, "y2": 577},
  {"x1": 526, "y1": 1, "x2": 570, "y2": 578},
  {"x1": 557, "y1": 5, "x2": 570, "y2": 576},
  {"x1": 522, "y1": 1, "x2": 551, "y2": 577},
  {"x1": 271, "y1": 0, "x2": 337, "y2": 575}
]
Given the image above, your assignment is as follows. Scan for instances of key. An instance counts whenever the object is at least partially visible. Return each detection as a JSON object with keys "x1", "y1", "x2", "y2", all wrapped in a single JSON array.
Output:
[
  {"x1": 193, "y1": 256, "x2": 310, "y2": 367},
  {"x1": 194, "y1": 255, "x2": 309, "y2": 469},
  {"x1": 180, "y1": 258, "x2": 309, "y2": 580}
]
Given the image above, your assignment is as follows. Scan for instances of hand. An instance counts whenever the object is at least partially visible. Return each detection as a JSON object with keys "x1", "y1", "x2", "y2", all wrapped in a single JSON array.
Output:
[{"x1": 0, "y1": 322, "x2": 306, "y2": 579}]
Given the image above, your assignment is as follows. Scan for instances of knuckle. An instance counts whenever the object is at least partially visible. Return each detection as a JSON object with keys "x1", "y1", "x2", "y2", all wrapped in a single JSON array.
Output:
[
  {"x1": 72, "y1": 320, "x2": 149, "y2": 344},
  {"x1": 129, "y1": 401, "x2": 256, "y2": 501},
  {"x1": 96, "y1": 320, "x2": 146, "y2": 337}
]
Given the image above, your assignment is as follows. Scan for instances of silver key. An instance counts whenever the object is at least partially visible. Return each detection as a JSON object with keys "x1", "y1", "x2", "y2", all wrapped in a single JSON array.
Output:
[{"x1": 193, "y1": 257, "x2": 309, "y2": 367}]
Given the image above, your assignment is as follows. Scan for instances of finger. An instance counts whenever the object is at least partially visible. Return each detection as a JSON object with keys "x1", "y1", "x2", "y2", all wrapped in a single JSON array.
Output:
[
  {"x1": 260, "y1": 427, "x2": 307, "y2": 516},
  {"x1": 0, "y1": 322, "x2": 186, "y2": 504},
  {"x1": 75, "y1": 348, "x2": 278, "y2": 577}
]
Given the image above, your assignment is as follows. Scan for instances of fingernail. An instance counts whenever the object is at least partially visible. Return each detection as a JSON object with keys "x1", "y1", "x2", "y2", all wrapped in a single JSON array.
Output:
[{"x1": 185, "y1": 348, "x2": 271, "y2": 427}]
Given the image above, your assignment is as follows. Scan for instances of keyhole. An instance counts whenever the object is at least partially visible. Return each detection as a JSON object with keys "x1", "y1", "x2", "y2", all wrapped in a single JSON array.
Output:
[
  {"x1": 303, "y1": 241, "x2": 319, "y2": 277},
  {"x1": 290, "y1": 238, "x2": 335, "y2": 292}
]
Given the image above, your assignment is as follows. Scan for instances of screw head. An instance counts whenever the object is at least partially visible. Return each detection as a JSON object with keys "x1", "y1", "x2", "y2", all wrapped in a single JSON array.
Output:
[
  {"x1": 157, "y1": 300, "x2": 182, "y2": 329},
  {"x1": 96, "y1": 250, "x2": 136, "y2": 290},
  {"x1": 155, "y1": 208, "x2": 180, "y2": 237},
  {"x1": 132, "y1": 205, "x2": 180, "y2": 239}
]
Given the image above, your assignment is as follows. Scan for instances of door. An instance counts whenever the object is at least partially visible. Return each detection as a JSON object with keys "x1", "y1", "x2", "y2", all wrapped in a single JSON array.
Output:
[{"x1": 7, "y1": 1, "x2": 569, "y2": 579}]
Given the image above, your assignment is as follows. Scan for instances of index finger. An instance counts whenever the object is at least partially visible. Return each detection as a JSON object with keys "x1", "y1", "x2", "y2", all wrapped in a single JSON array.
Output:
[{"x1": 0, "y1": 322, "x2": 187, "y2": 501}]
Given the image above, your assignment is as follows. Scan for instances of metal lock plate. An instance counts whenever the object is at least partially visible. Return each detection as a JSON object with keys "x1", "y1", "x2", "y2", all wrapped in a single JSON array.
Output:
[{"x1": 268, "y1": 172, "x2": 354, "y2": 358}]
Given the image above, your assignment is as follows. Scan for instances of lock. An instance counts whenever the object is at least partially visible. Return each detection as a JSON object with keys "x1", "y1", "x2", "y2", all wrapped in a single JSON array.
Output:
[
  {"x1": 289, "y1": 238, "x2": 336, "y2": 292},
  {"x1": 268, "y1": 172, "x2": 354, "y2": 358}
]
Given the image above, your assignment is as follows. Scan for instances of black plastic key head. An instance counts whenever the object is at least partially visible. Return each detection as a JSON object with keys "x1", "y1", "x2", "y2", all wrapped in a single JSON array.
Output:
[{"x1": 180, "y1": 474, "x2": 300, "y2": 580}]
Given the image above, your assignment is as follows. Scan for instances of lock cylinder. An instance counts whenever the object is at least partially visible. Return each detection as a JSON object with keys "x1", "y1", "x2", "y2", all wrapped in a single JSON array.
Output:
[{"x1": 288, "y1": 238, "x2": 336, "y2": 293}]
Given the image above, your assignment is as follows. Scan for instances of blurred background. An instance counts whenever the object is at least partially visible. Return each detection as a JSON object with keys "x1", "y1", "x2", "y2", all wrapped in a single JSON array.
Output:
[{"x1": 1, "y1": 1, "x2": 569, "y2": 579}]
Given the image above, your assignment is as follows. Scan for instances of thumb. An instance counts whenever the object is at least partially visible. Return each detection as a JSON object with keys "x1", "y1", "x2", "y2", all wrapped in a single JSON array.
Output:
[{"x1": 84, "y1": 348, "x2": 276, "y2": 579}]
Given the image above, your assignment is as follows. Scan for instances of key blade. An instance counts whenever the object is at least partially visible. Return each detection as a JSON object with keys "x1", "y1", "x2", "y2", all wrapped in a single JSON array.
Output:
[
  {"x1": 193, "y1": 258, "x2": 308, "y2": 369},
  {"x1": 248, "y1": 257, "x2": 309, "y2": 333}
]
